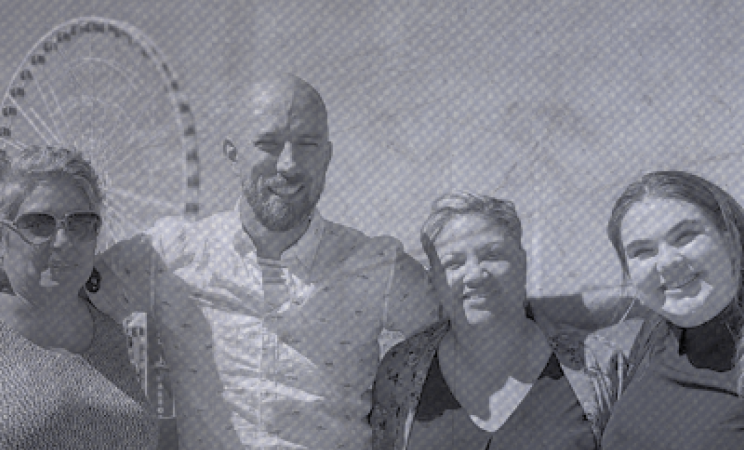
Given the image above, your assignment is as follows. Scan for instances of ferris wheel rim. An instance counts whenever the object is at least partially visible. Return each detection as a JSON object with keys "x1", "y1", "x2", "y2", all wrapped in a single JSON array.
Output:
[{"x1": 0, "y1": 15, "x2": 200, "y2": 223}]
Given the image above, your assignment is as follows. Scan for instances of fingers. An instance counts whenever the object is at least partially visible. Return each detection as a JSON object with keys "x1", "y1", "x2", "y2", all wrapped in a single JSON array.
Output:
[
  {"x1": 421, "y1": 233, "x2": 454, "y2": 318},
  {"x1": 420, "y1": 233, "x2": 442, "y2": 273}
]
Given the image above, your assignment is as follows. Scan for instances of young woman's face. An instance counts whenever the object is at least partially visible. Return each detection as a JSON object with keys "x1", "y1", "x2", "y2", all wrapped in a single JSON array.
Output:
[
  {"x1": 434, "y1": 214, "x2": 527, "y2": 328},
  {"x1": 621, "y1": 197, "x2": 737, "y2": 328}
]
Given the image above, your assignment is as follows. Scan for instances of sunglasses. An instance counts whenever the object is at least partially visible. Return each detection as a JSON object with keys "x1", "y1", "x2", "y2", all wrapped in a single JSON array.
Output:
[{"x1": 1, "y1": 211, "x2": 101, "y2": 245}]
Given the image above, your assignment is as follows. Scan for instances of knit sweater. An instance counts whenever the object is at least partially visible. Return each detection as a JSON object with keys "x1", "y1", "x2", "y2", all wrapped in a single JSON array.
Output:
[{"x1": 0, "y1": 303, "x2": 158, "y2": 449}]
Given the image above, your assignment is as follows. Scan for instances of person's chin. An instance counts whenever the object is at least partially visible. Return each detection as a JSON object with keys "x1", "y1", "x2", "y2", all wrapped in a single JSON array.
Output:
[
  {"x1": 661, "y1": 284, "x2": 723, "y2": 327},
  {"x1": 463, "y1": 308, "x2": 497, "y2": 327},
  {"x1": 662, "y1": 299, "x2": 711, "y2": 327}
]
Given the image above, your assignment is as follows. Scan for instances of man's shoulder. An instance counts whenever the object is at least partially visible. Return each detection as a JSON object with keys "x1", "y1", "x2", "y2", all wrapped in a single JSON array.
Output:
[
  {"x1": 151, "y1": 210, "x2": 239, "y2": 246},
  {"x1": 320, "y1": 218, "x2": 406, "y2": 263},
  {"x1": 153, "y1": 210, "x2": 239, "y2": 237}
]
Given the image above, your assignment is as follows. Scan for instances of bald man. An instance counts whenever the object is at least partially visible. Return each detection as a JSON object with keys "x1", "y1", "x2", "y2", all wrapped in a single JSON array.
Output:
[{"x1": 89, "y1": 74, "x2": 439, "y2": 449}]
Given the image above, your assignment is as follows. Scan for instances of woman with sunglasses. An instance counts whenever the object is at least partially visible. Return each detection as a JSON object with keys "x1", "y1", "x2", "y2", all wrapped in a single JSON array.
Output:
[
  {"x1": 602, "y1": 171, "x2": 744, "y2": 449},
  {"x1": 0, "y1": 146, "x2": 158, "y2": 449}
]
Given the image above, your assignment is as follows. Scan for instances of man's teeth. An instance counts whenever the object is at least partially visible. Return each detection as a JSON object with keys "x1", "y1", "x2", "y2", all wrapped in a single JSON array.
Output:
[
  {"x1": 665, "y1": 274, "x2": 696, "y2": 290},
  {"x1": 271, "y1": 185, "x2": 302, "y2": 195}
]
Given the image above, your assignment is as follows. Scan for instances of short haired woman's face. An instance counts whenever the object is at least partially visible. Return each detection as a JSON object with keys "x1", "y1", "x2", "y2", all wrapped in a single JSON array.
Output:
[
  {"x1": 3, "y1": 175, "x2": 97, "y2": 296},
  {"x1": 621, "y1": 197, "x2": 737, "y2": 328},
  {"x1": 434, "y1": 213, "x2": 527, "y2": 328}
]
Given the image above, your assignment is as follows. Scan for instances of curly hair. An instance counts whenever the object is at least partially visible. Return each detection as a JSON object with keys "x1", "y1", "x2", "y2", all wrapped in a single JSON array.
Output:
[{"x1": 0, "y1": 145, "x2": 104, "y2": 221}]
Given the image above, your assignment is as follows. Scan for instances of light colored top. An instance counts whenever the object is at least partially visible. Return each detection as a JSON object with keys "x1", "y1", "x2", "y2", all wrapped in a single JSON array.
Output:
[{"x1": 94, "y1": 210, "x2": 439, "y2": 450}]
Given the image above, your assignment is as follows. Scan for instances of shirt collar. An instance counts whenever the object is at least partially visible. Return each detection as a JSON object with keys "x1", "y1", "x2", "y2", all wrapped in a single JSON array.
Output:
[
  {"x1": 281, "y1": 209, "x2": 325, "y2": 270},
  {"x1": 233, "y1": 209, "x2": 326, "y2": 271}
]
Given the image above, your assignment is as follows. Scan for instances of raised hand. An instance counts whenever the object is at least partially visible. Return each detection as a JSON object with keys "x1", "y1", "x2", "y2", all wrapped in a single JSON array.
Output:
[{"x1": 421, "y1": 232, "x2": 452, "y2": 316}]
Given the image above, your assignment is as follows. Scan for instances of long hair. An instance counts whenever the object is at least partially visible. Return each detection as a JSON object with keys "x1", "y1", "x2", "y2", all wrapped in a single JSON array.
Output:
[{"x1": 607, "y1": 170, "x2": 744, "y2": 395}]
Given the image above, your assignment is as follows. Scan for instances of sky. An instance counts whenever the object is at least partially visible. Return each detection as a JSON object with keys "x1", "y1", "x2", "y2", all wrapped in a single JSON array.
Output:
[{"x1": 1, "y1": 0, "x2": 743, "y2": 295}]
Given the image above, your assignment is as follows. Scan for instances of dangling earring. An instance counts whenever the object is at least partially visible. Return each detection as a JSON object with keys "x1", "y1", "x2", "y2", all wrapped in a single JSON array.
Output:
[{"x1": 86, "y1": 267, "x2": 101, "y2": 293}]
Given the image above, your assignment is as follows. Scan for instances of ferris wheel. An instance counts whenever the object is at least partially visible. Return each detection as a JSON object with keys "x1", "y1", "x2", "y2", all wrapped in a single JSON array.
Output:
[{"x1": 0, "y1": 16, "x2": 200, "y2": 252}]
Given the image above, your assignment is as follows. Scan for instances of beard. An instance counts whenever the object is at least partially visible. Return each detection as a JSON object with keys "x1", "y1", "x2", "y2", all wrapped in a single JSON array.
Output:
[{"x1": 245, "y1": 175, "x2": 320, "y2": 231}]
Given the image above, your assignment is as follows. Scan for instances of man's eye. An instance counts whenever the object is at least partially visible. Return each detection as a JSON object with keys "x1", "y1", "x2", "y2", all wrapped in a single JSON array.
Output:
[
  {"x1": 485, "y1": 252, "x2": 504, "y2": 261},
  {"x1": 256, "y1": 141, "x2": 280, "y2": 151},
  {"x1": 297, "y1": 142, "x2": 319, "y2": 148}
]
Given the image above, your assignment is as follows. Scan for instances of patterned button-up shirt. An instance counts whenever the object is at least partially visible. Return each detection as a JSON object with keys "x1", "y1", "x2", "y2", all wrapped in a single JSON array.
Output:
[{"x1": 96, "y1": 210, "x2": 438, "y2": 450}]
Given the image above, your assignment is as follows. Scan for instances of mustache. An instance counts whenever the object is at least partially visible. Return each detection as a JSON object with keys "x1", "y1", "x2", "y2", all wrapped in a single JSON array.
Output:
[{"x1": 261, "y1": 175, "x2": 304, "y2": 188}]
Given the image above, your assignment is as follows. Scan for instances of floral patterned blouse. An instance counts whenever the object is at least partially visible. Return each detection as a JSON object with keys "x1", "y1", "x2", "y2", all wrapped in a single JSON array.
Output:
[{"x1": 369, "y1": 313, "x2": 621, "y2": 450}]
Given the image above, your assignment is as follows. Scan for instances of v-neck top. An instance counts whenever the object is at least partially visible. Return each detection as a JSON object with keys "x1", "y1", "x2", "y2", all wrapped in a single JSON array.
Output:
[
  {"x1": 0, "y1": 303, "x2": 158, "y2": 449},
  {"x1": 602, "y1": 313, "x2": 744, "y2": 450},
  {"x1": 406, "y1": 351, "x2": 596, "y2": 450}
]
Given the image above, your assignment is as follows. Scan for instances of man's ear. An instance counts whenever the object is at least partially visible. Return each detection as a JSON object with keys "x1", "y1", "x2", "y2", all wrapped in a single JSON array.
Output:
[
  {"x1": 223, "y1": 138, "x2": 238, "y2": 162},
  {"x1": 324, "y1": 140, "x2": 333, "y2": 169},
  {"x1": 224, "y1": 138, "x2": 240, "y2": 175}
]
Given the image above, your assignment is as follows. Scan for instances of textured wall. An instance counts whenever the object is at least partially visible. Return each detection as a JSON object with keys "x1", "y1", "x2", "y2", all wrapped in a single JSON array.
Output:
[{"x1": 2, "y1": 0, "x2": 744, "y2": 296}]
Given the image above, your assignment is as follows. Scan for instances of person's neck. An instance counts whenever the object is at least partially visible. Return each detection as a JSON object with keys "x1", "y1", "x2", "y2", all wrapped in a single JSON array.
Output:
[
  {"x1": 239, "y1": 201, "x2": 312, "y2": 260},
  {"x1": 449, "y1": 312, "x2": 541, "y2": 370},
  {"x1": 8, "y1": 284, "x2": 82, "y2": 313}
]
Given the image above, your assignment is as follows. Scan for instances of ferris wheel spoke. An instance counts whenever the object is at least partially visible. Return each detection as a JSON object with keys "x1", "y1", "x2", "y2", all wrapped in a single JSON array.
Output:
[
  {"x1": 107, "y1": 186, "x2": 182, "y2": 213},
  {"x1": 33, "y1": 80, "x2": 65, "y2": 145},
  {"x1": 30, "y1": 104, "x2": 62, "y2": 145},
  {"x1": 101, "y1": 204, "x2": 139, "y2": 244},
  {"x1": 100, "y1": 92, "x2": 168, "y2": 161},
  {"x1": 98, "y1": 117, "x2": 137, "y2": 166},
  {"x1": 95, "y1": 107, "x2": 131, "y2": 164},
  {"x1": 103, "y1": 142, "x2": 138, "y2": 171},
  {"x1": 85, "y1": 95, "x2": 98, "y2": 153},
  {"x1": 46, "y1": 82, "x2": 73, "y2": 143},
  {"x1": 122, "y1": 118, "x2": 174, "y2": 155},
  {"x1": 0, "y1": 137, "x2": 26, "y2": 152},
  {"x1": 92, "y1": 100, "x2": 113, "y2": 157},
  {"x1": 53, "y1": 44, "x2": 86, "y2": 98},
  {"x1": 8, "y1": 96, "x2": 52, "y2": 146}
]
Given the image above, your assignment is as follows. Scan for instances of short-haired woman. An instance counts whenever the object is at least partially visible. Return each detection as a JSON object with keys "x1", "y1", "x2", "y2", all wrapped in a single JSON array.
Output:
[{"x1": 370, "y1": 191, "x2": 615, "y2": 450}]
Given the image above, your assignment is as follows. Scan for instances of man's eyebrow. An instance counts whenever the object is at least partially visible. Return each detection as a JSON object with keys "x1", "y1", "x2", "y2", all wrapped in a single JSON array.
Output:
[
  {"x1": 296, "y1": 134, "x2": 324, "y2": 140},
  {"x1": 254, "y1": 132, "x2": 280, "y2": 140}
]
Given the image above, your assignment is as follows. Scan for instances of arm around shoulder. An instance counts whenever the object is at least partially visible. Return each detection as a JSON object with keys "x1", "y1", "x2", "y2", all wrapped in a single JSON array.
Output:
[
  {"x1": 88, "y1": 215, "x2": 195, "y2": 323},
  {"x1": 383, "y1": 242, "x2": 439, "y2": 338},
  {"x1": 529, "y1": 286, "x2": 650, "y2": 332}
]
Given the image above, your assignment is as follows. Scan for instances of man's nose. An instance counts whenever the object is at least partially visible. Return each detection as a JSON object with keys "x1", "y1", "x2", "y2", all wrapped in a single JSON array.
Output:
[{"x1": 276, "y1": 142, "x2": 298, "y2": 175}]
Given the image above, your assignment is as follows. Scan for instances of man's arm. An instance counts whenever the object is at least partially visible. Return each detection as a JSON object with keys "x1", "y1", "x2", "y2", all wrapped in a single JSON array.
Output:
[
  {"x1": 528, "y1": 286, "x2": 651, "y2": 332},
  {"x1": 88, "y1": 234, "x2": 160, "y2": 323},
  {"x1": 382, "y1": 245, "x2": 440, "y2": 339},
  {"x1": 88, "y1": 216, "x2": 196, "y2": 322}
]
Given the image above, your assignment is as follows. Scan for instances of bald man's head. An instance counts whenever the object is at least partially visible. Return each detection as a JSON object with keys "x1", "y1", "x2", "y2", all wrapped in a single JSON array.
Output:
[
  {"x1": 242, "y1": 74, "x2": 329, "y2": 141},
  {"x1": 226, "y1": 74, "x2": 333, "y2": 231}
]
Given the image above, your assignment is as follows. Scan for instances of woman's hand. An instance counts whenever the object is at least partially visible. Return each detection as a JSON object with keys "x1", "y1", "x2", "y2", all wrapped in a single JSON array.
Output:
[{"x1": 421, "y1": 233, "x2": 453, "y2": 318}]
